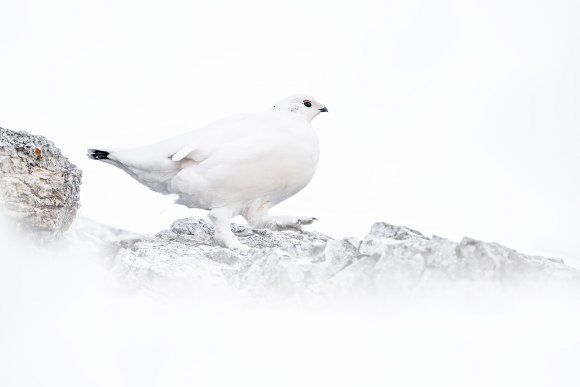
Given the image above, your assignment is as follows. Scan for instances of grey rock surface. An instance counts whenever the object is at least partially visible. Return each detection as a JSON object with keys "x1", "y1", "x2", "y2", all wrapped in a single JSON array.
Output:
[
  {"x1": 0, "y1": 127, "x2": 82, "y2": 237},
  {"x1": 109, "y1": 217, "x2": 580, "y2": 297}
]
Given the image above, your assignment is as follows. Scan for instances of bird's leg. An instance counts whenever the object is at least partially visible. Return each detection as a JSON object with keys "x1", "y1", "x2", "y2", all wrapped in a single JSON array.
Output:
[
  {"x1": 208, "y1": 206, "x2": 249, "y2": 252},
  {"x1": 244, "y1": 207, "x2": 317, "y2": 231}
]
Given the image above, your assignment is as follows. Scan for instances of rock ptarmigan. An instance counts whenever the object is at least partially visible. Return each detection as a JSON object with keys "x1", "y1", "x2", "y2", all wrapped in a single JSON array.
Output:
[{"x1": 88, "y1": 94, "x2": 328, "y2": 250}]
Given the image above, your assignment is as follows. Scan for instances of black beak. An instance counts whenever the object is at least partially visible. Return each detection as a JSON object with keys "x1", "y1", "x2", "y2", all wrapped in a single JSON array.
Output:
[{"x1": 319, "y1": 106, "x2": 328, "y2": 113}]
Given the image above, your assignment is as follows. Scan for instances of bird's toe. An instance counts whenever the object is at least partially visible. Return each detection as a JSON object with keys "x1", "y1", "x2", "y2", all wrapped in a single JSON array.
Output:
[{"x1": 298, "y1": 216, "x2": 317, "y2": 225}]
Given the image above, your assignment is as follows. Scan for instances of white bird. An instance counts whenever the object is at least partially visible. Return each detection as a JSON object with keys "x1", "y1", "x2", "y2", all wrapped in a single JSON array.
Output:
[{"x1": 88, "y1": 94, "x2": 328, "y2": 250}]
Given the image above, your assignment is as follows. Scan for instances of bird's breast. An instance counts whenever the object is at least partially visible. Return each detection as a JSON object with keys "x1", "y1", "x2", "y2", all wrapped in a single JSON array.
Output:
[{"x1": 260, "y1": 132, "x2": 319, "y2": 202}]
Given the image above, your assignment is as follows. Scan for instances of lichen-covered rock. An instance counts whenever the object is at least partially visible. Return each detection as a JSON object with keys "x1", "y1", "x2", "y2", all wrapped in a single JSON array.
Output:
[
  {"x1": 110, "y1": 217, "x2": 580, "y2": 298},
  {"x1": 0, "y1": 127, "x2": 82, "y2": 237}
]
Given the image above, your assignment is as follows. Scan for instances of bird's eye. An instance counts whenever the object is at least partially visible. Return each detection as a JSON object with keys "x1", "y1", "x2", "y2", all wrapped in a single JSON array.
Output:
[{"x1": 303, "y1": 100, "x2": 312, "y2": 108}]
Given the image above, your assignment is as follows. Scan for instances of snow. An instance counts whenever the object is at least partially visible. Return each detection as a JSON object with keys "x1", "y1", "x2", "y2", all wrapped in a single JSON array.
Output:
[{"x1": 2, "y1": 215, "x2": 580, "y2": 387}]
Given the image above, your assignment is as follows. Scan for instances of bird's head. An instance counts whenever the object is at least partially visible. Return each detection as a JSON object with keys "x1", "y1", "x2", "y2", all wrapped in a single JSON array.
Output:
[{"x1": 272, "y1": 94, "x2": 328, "y2": 122}]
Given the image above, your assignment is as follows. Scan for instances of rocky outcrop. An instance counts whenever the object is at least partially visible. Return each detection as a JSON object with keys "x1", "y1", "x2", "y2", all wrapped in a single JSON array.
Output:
[
  {"x1": 110, "y1": 217, "x2": 580, "y2": 297},
  {"x1": 1, "y1": 127, "x2": 576, "y2": 297},
  {"x1": 0, "y1": 127, "x2": 82, "y2": 237}
]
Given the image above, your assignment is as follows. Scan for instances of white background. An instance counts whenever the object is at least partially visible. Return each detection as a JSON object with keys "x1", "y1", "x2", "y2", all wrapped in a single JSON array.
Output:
[
  {"x1": 2, "y1": 2, "x2": 580, "y2": 386},
  {"x1": 1, "y1": 0, "x2": 579, "y2": 263}
]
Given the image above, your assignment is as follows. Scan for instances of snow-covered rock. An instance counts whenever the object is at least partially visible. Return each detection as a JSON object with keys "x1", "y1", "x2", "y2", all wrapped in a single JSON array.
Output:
[
  {"x1": 108, "y1": 217, "x2": 580, "y2": 297},
  {"x1": 0, "y1": 127, "x2": 81, "y2": 238}
]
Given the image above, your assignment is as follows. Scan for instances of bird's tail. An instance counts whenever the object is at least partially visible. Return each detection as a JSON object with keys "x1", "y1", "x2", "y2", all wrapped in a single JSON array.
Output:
[
  {"x1": 85, "y1": 147, "x2": 177, "y2": 194},
  {"x1": 87, "y1": 149, "x2": 110, "y2": 160}
]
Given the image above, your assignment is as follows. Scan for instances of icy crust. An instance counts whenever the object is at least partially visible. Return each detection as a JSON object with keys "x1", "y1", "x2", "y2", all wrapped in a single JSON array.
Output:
[
  {"x1": 0, "y1": 127, "x2": 82, "y2": 237},
  {"x1": 111, "y1": 218, "x2": 580, "y2": 297}
]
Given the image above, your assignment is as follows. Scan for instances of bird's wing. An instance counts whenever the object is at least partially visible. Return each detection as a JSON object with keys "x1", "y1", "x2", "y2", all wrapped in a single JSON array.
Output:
[
  {"x1": 171, "y1": 143, "x2": 197, "y2": 162},
  {"x1": 102, "y1": 113, "x2": 257, "y2": 172},
  {"x1": 170, "y1": 113, "x2": 255, "y2": 163}
]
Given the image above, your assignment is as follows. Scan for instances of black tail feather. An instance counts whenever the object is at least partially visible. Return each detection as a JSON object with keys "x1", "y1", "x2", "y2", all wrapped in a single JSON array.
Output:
[{"x1": 87, "y1": 149, "x2": 110, "y2": 160}]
